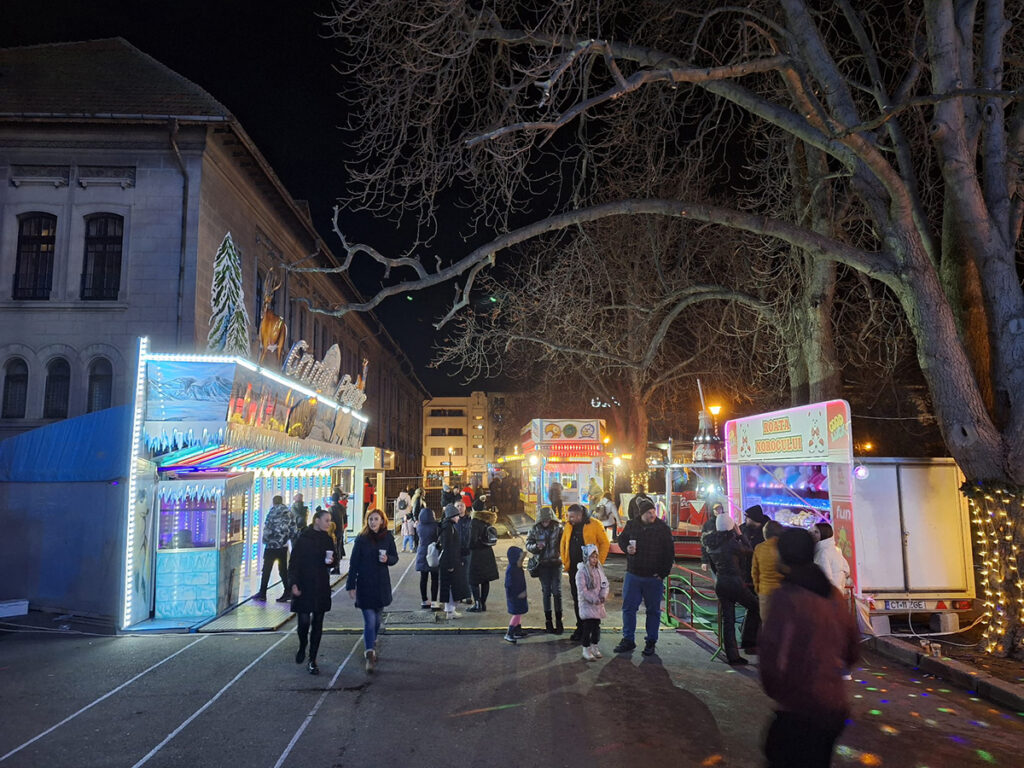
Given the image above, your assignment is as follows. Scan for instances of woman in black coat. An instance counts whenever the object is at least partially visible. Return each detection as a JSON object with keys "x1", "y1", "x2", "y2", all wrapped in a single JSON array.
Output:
[
  {"x1": 344, "y1": 508, "x2": 399, "y2": 673},
  {"x1": 437, "y1": 504, "x2": 470, "y2": 619},
  {"x1": 290, "y1": 509, "x2": 336, "y2": 675},
  {"x1": 467, "y1": 509, "x2": 499, "y2": 612}
]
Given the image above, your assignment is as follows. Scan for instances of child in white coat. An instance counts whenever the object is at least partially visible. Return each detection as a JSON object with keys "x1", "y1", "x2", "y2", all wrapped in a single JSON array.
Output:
[{"x1": 575, "y1": 544, "x2": 610, "y2": 661}]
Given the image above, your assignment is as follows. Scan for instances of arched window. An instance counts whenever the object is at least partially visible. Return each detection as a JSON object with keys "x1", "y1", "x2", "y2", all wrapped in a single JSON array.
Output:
[
  {"x1": 43, "y1": 358, "x2": 70, "y2": 419},
  {"x1": 13, "y1": 213, "x2": 57, "y2": 300},
  {"x1": 87, "y1": 358, "x2": 113, "y2": 412},
  {"x1": 2, "y1": 358, "x2": 28, "y2": 418},
  {"x1": 80, "y1": 214, "x2": 123, "y2": 300}
]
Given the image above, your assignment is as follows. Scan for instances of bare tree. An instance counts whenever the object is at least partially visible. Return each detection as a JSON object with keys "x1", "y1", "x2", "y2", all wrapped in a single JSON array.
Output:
[{"x1": 314, "y1": 2, "x2": 1024, "y2": 655}]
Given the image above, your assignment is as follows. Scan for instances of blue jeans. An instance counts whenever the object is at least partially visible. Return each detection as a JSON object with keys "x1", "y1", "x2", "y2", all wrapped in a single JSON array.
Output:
[
  {"x1": 621, "y1": 572, "x2": 663, "y2": 644},
  {"x1": 361, "y1": 608, "x2": 383, "y2": 651},
  {"x1": 402, "y1": 535, "x2": 414, "y2": 551}
]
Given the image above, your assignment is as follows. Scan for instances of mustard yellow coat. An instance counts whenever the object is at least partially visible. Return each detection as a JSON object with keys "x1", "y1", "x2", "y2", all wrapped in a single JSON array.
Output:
[
  {"x1": 559, "y1": 517, "x2": 610, "y2": 572},
  {"x1": 751, "y1": 537, "x2": 784, "y2": 597}
]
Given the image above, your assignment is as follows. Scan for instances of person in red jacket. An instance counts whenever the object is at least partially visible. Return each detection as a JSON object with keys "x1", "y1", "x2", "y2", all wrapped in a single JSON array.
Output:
[
  {"x1": 461, "y1": 484, "x2": 474, "y2": 508},
  {"x1": 759, "y1": 527, "x2": 860, "y2": 768}
]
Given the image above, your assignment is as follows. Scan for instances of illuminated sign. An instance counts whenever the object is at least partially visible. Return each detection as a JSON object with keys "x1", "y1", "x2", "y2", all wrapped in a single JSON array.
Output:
[{"x1": 284, "y1": 342, "x2": 369, "y2": 411}]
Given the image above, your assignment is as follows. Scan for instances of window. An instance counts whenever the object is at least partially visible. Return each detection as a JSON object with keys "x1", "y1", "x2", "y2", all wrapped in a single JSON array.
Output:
[
  {"x1": 87, "y1": 358, "x2": 113, "y2": 412},
  {"x1": 43, "y1": 358, "x2": 70, "y2": 419},
  {"x1": 429, "y1": 427, "x2": 447, "y2": 436},
  {"x1": 429, "y1": 408, "x2": 464, "y2": 417},
  {"x1": 2, "y1": 358, "x2": 28, "y2": 418},
  {"x1": 429, "y1": 447, "x2": 447, "y2": 456},
  {"x1": 447, "y1": 428, "x2": 464, "y2": 436},
  {"x1": 80, "y1": 214, "x2": 123, "y2": 299},
  {"x1": 451, "y1": 447, "x2": 464, "y2": 456},
  {"x1": 13, "y1": 213, "x2": 57, "y2": 299}
]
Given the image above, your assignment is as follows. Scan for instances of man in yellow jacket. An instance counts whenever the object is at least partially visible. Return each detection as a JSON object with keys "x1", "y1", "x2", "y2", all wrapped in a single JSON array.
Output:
[
  {"x1": 560, "y1": 503, "x2": 610, "y2": 641},
  {"x1": 751, "y1": 520, "x2": 785, "y2": 621}
]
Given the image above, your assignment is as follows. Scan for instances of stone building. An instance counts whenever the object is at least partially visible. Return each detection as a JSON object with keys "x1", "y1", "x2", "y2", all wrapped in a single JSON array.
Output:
[{"x1": 0, "y1": 38, "x2": 427, "y2": 473}]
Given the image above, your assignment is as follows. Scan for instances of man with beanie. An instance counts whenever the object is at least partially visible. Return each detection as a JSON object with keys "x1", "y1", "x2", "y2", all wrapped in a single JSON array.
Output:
[
  {"x1": 701, "y1": 512, "x2": 759, "y2": 664},
  {"x1": 438, "y1": 504, "x2": 470, "y2": 620},
  {"x1": 525, "y1": 506, "x2": 565, "y2": 634},
  {"x1": 759, "y1": 528, "x2": 860, "y2": 768},
  {"x1": 613, "y1": 497, "x2": 675, "y2": 656},
  {"x1": 559, "y1": 503, "x2": 610, "y2": 641}
]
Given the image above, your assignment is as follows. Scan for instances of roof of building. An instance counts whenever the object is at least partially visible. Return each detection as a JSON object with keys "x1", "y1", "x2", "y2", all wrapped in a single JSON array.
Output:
[{"x1": 0, "y1": 37, "x2": 232, "y2": 120}]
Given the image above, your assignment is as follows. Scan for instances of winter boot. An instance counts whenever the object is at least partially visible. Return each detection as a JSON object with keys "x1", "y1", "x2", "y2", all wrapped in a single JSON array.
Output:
[
  {"x1": 503, "y1": 627, "x2": 517, "y2": 644},
  {"x1": 512, "y1": 625, "x2": 529, "y2": 639},
  {"x1": 553, "y1": 597, "x2": 565, "y2": 635},
  {"x1": 582, "y1": 646, "x2": 595, "y2": 661},
  {"x1": 545, "y1": 611, "x2": 555, "y2": 634},
  {"x1": 467, "y1": 600, "x2": 484, "y2": 613},
  {"x1": 590, "y1": 644, "x2": 603, "y2": 659},
  {"x1": 364, "y1": 649, "x2": 377, "y2": 673}
]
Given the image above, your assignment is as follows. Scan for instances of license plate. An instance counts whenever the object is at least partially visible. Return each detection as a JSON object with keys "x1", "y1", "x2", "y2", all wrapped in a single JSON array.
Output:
[{"x1": 884, "y1": 600, "x2": 927, "y2": 610}]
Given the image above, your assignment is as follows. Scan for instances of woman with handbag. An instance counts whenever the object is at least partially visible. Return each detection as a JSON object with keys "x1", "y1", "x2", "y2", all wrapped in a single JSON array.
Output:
[
  {"x1": 415, "y1": 506, "x2": 440, "y2": 609},
  {"x1": 467, "y1": 508, "x2": 500, "y2": 612},
  {"x1": 525, "y1": 506, "x2": 564, "y2": 634}
]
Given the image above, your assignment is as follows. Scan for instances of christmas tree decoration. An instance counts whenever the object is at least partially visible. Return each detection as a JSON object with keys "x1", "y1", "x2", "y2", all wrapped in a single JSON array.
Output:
[{"x1": 207, "y1": 232, "x2": 251, "y2": 356}]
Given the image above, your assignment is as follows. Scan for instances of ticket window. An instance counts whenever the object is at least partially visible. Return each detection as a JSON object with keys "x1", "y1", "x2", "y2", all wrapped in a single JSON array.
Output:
[
  {"x1": 159, "y1": 496, "x2": 218, "y2": 550},
  {"x1": 739, "y1": 464, "x2": 830, "y2": 528}
]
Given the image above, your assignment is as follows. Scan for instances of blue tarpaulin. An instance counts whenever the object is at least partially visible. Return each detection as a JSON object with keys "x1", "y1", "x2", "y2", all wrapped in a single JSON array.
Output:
[{"x1": 0, "y1": 405, "x2": 131, "y2": 482}]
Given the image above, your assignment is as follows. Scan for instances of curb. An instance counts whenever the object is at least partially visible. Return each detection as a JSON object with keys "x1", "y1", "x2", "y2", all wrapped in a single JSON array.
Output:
[{"x1": 867, "y1": 635, "x2": 1024, "y2": 711}]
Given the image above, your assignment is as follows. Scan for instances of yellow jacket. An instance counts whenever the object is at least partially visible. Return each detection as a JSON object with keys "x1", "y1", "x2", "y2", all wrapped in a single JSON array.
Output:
[
  {"x1": 560, "y1": 517, "x2": 610, "y2": 572},
  {"x1": 751, "y1": 537, "x2": 784, "y2": 597}
]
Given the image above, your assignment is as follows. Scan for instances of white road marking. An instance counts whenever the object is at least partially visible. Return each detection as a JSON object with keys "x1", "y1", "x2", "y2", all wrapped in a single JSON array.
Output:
[
  {"x1": 272, "y1": 555, "x2": 416, "y2": 768},
  {"x1": 0, "y1": 635, "x2": 207, "y2": 763}
]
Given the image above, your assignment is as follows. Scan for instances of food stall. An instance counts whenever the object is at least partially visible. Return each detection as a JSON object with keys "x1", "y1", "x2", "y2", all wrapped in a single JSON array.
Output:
[
  {"x1": 517, "y1": 419, "x2": 607, "y2": 514},
  {"x1": 724, "y1": 400, "x2": 859, "y2": 587}
]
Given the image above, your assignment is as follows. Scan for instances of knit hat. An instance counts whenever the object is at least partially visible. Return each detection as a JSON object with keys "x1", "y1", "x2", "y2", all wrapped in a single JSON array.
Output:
[
  {"x1": 581, "y1": 543, "x2": 598, "y2": 560},
  {"x1": 715, "y1": 512, "x2": 737, "y2": 532},
  {"x1": 443, "y1": 504, "x2": 459, "y2": 518},
  {"x1": 636, "y1": 497, "x2": 656, "y2": 515},
  {"x1": 744, "y1": 504, "x2": 767, "y2": 524},
  {"x1": 777, "y1": 527, "x2": 815, "y2": 566},
  {"x1": 537, "y1": 506, "x2": 555, "y2": 522}
]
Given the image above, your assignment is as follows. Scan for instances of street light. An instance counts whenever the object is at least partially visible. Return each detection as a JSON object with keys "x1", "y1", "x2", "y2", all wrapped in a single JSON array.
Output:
[
  {"x1": 447, "y1": 446, "x2": 453, "y2": 485},
  {"x1": 708, "y1": 404, "x2": 722, "y2": 435}
]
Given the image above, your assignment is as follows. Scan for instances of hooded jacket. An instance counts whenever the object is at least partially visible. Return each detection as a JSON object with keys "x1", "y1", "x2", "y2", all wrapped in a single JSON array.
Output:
[
  {"x1": 575, "y1": 558, "x2": 609, "y2": 620},
  {"x1": 559, "y1": 512, "x2": 610, "y2": 572},
  {"x1": 469, "y1": 510, "x2": 499, "y2": 582},
  {"x1": 288, "y1": 526, "x2": 334, "y2": 613},
  {"x1": 525, "y1": 518, "x2": 563, "y2": 565},
  {"x1": 814, "y1": 538, "x2": 851, "y2": 592},
  {"x1": 505, "y1": 546, "x2": 529, "y2": 615},
  {"x1": 701, "y1": 529, "x2": 752, "y2": 583},
  {"x1": 414, "y1": 507, "x2": 439, "y2": 572}
]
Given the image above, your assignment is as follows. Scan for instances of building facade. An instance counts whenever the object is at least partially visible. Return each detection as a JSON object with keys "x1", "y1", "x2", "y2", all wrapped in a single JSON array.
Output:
[
  {"x1": 422, "y1": 392, "x2": 508, "y2": 488},
  {"x1": 0, "y1": 38, "x2": 427, "y2": 474}
]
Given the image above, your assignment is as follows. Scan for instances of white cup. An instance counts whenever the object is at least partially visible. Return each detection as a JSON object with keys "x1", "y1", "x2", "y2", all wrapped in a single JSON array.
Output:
[
  {"x1": 325, "y1": 550, "x2": 334, "y2": 565},
  {"x1": 379, "y1": 548, "x2": 387, "y2": 562},
  {"x1": 629, "y1": 539, "x2": 637, "y2": 550}
]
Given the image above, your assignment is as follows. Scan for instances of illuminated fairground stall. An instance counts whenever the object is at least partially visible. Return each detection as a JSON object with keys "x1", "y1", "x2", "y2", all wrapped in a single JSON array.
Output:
[
  {"x1": 500, "y1": 419, "x2": 608, "y2": 514},
  {"x1": 121, "y1": 338, "x2": 375, "y2": 630},
  {"x1": 724, "y1": 400, "x2": 859, "y2": 588}
]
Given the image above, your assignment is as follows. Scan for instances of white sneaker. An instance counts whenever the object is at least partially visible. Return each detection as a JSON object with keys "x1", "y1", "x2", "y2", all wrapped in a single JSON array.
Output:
[
  {"x1": 590, "y1": 645, "x2": 603, "y2": 659},
  {"x1": 446, "y1": 610, "x2": 462, "y2": 620},
  {"x1": 582, "y1": 646, "x2": 595, "y2": 661}
]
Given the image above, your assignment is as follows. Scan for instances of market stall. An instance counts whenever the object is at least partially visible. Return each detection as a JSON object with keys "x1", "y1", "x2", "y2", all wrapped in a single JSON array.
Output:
[{"x1": 514, "y1": 419, "x2": 607, "y2": 515}]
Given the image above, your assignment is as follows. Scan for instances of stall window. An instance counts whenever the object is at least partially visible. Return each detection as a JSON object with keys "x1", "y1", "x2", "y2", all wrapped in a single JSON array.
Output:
[
  {"x1": 222, "y1": 493, "x2": 246, "y2": 546},
  {"x1": 13, "y1": 213, "x2": 57, "y2": 300},
  {"x1": 80, "y1": 214, "x2": 123, "y2": 300},
  {"x1": 43, "y1": 358, "x2": 70, "y2": 419},
  {"x1": 2, "y1": 358, "x2": 28, "y2": 418},
  {"x1": 86, "y1": 358, "x2": 113, "y2": 412},
  {"x1": 159, "y1": 496, "x2": 218, "y2": 549}
]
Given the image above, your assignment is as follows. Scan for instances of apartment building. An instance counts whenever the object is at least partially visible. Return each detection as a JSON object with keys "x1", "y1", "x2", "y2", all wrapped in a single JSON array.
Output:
[{"x1": 422, "y1": 392, "x2": 507, "y2": 489}]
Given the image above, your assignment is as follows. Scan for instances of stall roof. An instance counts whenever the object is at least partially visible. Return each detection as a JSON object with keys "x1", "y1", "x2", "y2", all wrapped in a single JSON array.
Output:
[
  {"x1": 157, "y1": 444, "x2": 351, "y2": 471},
  {"x1": 0, "y1": 405, "x2": 131, "y2": 482}
]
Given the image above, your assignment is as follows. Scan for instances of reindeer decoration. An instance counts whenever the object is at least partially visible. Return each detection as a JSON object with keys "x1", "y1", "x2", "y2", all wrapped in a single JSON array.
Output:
[{"x1": 258, "y1": 269, "x2": 288, "y2": 365}]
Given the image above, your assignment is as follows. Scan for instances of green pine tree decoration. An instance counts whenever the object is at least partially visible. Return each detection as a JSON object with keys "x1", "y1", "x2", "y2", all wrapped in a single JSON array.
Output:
[{"x1": 207, "y1": 232, "x2": 251, "y2": 356}]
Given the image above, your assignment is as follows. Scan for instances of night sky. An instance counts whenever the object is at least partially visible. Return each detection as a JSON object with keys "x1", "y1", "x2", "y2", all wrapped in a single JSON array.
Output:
[{"x1": 0, "y1": 0, "x2": 471, "y2": 394}]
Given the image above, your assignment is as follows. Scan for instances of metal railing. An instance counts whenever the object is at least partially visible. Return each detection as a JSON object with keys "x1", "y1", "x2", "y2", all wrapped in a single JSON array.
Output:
[{"x1": 663, "y1": 563, "x2": 732, "y2": 661}]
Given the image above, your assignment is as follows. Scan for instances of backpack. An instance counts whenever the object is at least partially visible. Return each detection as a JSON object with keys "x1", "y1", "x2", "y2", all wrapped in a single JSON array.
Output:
[
  {"x1": 398, "y1": 496, "x2": 409, "y2": 511},
  {"x1": 483, "y1": 525, "x2": 499, "y2": 547},
  {"x1": 426, "y1": 541, "x2": 441, "y2": 568}
]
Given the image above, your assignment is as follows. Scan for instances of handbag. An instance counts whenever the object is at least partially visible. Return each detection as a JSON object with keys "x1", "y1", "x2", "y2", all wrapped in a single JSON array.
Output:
[
  {"x1": 526, "y1": 553, "x2": 541, "y2": 577},
  {"x1": 426, "y1": 541, "x2": 441, "y2": 568}
]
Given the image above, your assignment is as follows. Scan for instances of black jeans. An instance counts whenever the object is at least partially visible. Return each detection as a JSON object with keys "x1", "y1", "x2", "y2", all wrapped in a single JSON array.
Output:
[
  {"x1": 259, "y1": 546, "x2": 288, "y2": 595},
  {"x1": 579, "y1": 618, "x2": 601, "y2": 646},
  {"x1": 568, "y1": 567, "x2": 582, "y2": 628},
  {"x1": 536, "y1": 563, "x2": 562, "y2": 612},
  {"x1": 419, "y1": 570, "x2": 439, "y2": 602},
  {"x1": 765, "y1": 710, "x2": 845, "y2": 768},
  {"x1": 716, "y1": 577, "x2": 759, "y2": 660},
  {"x1": 471, "y1": 580, "x2": 491, "y2": 606},
  {"x1": 296, "y1": 611, "x2": 325, "y2": 661}
]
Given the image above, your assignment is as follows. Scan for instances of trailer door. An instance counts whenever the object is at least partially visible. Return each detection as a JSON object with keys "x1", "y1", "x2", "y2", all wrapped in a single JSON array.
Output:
[{"x1": 900, "y1": 464, "x2": 970, "y2": 592}]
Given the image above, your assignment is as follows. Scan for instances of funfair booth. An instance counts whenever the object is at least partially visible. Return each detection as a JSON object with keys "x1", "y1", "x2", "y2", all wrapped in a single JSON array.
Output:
[
  {"x1": 724, "y1": 400, "x2": 859, "y2": 588},
  {"x1": 120, "y1": 338, "x2": 374, "y2": 630},
  {"x1": 518, "y1": 419, "x2": 607, "y2": 514}
]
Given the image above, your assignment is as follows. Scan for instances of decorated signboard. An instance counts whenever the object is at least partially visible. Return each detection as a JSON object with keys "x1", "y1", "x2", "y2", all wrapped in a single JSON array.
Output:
[{"x1": 522, "y1": 419, "x2": 604, "y2": 447}]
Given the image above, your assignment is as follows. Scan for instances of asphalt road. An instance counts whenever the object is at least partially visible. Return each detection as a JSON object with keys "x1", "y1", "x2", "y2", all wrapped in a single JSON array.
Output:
[{"x1": 2, "y1": 552, "x2": 1023, "y2": 767}]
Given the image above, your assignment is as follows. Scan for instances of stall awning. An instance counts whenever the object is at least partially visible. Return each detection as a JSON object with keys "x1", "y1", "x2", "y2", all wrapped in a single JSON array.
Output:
[
  {"x1": 0, "y1": 405, "x2": 131, "y2": 482},
  {"x1": 157, "y1": 444, "x2": 351, "y2": 471}
]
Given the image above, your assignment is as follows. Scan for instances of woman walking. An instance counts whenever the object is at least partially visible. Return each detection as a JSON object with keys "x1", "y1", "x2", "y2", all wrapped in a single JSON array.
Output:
[
  {"x1": 467, "y1": 507, "x2": 499, "y2": 612},
  {"x1": 415, "y1": 506, "x2": 440, "y2": 609},
  {"x1": 438, "y1": 504, "x2": 470, "y2": 619},
  {"x1": 524, "y1": 507, "x2": 564, "y2": 634},
  {"x1": 289, "y1": 509, "x2": 336, "y2": 675},
  {"x1": 345, "y1": 508, "x2": 399, "y2": 673}
]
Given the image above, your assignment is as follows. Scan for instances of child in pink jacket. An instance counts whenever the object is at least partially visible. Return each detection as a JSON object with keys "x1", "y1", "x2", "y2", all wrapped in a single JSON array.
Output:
[{"x1": 575, "y1": 544, "x2": 609, "y2": 661}]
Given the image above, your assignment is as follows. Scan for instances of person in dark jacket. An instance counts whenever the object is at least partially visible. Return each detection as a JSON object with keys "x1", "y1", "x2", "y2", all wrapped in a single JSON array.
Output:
[
  {"x1": 289, "y1": 509, "x2": 335, "y2": 675},
  {"x1": 414, "y1": 507, "x2": 440, "y2": 609},
  {"x1": 467, "y1": 509, "x2": 499, "y2": 612},
  {"x1": 737, "y1": 504, "x2": 766, "y2": 648},
  {"x1": 503, "y1": 546, "x2": 529, "y2": 644},
  {"x1": 612, "y1": 497, "x2": 675, "y2": 656},
  {"x1": 525, "y1": 506, "x2": 564, "y2": 634},
  {"x1": 759, "y1": 528, "x2": 860, "y2": 768},
  {"x1": 344, "y1": 508, "x2": 399, "y2": 674},
  {"x1": 700, "y1": 502, "x2": 725, "y2": 573},
  {"x1": 328, "y1": 490, "x2": 348, "y2": 569},
  {"x1": 626, "y1": 488, "x2": 655, "y2": 521},
  {"x1": 456, "y1": 501, "x2": 474, "y2": 605},
  {"x1": 548, "y1": 480, "x2": 563, "y2": 520},
  {"x1": 441, "y1": 484, "x2": 458, "y2": 507},
  {"x1": 702, "y1": 512, "x2": 760, "y2": 665},
  {"x1": 438, "y1": 504, "x2": 470, "y2": 620}
]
